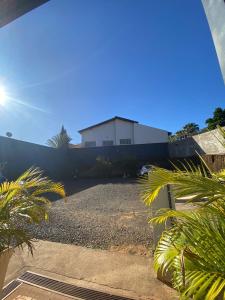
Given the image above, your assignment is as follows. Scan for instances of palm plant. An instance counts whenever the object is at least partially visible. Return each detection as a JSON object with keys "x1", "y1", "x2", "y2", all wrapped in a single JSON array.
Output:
[
  {"x1": 47, "y1": 126, "x2": 72, "y2": 148},
  {"x1": 0, "y1": 167, "x2": 65, "y2": 253},
  {"x1": 183, "y1": 123, "x2": 199, "y2": 136},
  {"x1": 172, "y1": 123, "x2": 200, "y2": 141},
  {"x1": 140, "y1": 129, "x2": 225, "y2": 299}
]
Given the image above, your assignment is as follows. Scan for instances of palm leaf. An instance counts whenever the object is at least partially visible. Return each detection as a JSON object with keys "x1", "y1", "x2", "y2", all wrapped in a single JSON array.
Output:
[
  {"x1": 140, "y1": 164, "x2": 225, "y2": 206},
  {"x1": 152, "y1": 206, "x2": 225, "y2": 299},
  {"x1": 47, "y1": 131, "x2": 71, "y2": 149},
  {"x1": 0, "y1": 167, "x2": 65, "y2": 253},
  {"x1": 140, "y1": 154, "x2": 225, "y2": 298}
]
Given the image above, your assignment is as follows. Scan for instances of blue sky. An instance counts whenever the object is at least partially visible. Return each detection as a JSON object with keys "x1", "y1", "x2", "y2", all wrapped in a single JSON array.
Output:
[{"x1": 0, "y1": 0, "x2": 224, "y2": 145}]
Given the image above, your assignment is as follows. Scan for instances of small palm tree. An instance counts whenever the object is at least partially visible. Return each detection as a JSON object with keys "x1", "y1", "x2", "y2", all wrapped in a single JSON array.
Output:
[
  {"x1": 183, "y1": 123, "x2": 199, "y2": 136},
  {"x1": 0, "y1": 167, "x2": 65, "y2": 253},
  {"x1": 174, "y1": 123, "x2": 200, "y2": 141},
  {"x1": 141, "y1": 128, "x2": 225, "y2": 299},
  {"x1": 47, "y1": 126, "x2": 72, "y2": 148}
]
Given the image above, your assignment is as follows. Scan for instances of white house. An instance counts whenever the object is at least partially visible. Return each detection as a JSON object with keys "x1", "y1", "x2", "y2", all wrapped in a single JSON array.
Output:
[{"x1": 78, "y1": 116, "x2": 169, "y2": 147}]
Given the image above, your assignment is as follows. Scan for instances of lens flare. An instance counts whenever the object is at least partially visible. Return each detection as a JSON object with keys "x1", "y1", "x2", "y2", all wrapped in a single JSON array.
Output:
[{"x1": 0, "y1": 86, "x2": 7, "y2": 105}]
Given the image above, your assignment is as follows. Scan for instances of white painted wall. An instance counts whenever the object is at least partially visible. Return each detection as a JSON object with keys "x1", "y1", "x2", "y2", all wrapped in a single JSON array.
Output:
[
  {"x1": 134, "y1": 124, "x2": 169, "y2": 144},
  {"x1": 114, "y1": 119, "x2": 134, "y2": 145},
  {"x1": 202, "y1": 0, "x2": 225, "y2": 83},
  {"x1": 81, "y1": 119, "x2": 168, "y2": 147},
  {"x1": 81, "y1": 121, "x2": 115, "y2": 147}
]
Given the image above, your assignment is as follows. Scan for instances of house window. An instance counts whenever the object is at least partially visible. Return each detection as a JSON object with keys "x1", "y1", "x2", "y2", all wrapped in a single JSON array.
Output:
[
  {"x1": 120, "y1": 139, "x2": 131, "y2": 145},
  {"x1": 102, "y1": 140, "x2": 114, "y2": 146},
  {"x1": 84, "y1": 141, "x2": 96, "y2": 147}
]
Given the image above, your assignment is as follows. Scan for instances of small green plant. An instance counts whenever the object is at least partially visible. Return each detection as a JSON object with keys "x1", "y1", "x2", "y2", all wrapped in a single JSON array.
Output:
[
  {"x1": 0, "y1": 167, "x2": 65, "y2": 253},
  {"x1": 140, "y1": 130, "x2": 225, "y2": 299}
]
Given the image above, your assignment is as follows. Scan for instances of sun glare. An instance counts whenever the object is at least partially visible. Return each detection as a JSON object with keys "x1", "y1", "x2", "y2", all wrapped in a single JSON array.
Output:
[{"x1": 0, "y1": 86, "x2": 7, "y2": 105}]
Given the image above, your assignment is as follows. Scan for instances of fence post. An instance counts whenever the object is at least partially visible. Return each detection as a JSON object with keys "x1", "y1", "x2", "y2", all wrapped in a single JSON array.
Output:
[{"x1": 151, "y1": 185, "x2": 175, "y2": 285}]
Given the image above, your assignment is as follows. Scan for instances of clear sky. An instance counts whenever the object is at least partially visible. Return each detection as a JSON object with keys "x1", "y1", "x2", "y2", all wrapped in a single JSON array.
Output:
[{"x1": 0, "y1": 0, "x2": 224, "y2": 145}]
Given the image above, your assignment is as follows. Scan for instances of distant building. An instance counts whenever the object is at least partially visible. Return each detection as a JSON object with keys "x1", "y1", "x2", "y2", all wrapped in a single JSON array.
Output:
[
  {"x1": 78, "y1": 116, "x2": 169, "y2": 147},
  {"x1": 202, "y1": 0, "x2": 225, "y2": 83}
]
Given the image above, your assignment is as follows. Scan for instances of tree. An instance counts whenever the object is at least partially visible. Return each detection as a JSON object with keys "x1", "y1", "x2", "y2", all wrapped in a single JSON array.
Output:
[
  {"x1": 172, "y1": 123, "x2": 200, "y2": 141},
  {"x1": 140, "y1": 127, "x2": 225, "y2": 299},
  {"x1": 206, "y1": 107, "x2": 225, "y2": 130},
  {"x1": 182, "y1": 122, "x2": 199, "y2": 136},
  {"x1": 175, "y1": 129, "x2": 186, "y2": 140},
  {"x1": 5, "y1": 132, "x2": 12, "y2": 138},
  {"x1": 47, "y1": 126, "x2": 72, "y2": 148}
]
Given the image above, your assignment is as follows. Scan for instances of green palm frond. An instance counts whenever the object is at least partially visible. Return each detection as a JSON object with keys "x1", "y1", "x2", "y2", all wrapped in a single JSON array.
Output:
[
  {"x1": 152, "y1": 205, "x2": 225, "y2": 299},
  {"x1": 47, "y1": 134, "x2": 69, "y2": 148},
  {"x1": 47, "y1": 127, "x2": 72, "y2": 149},
  {"x1": 140, "y1": 163, "x2": 225, "y2": 206},
  {"x1": 183, "y1": 270, "x2": 225, "y2": 300},
  {"x1": 140, "y1": 146, "x2": 225, "y2": 299},
  {"x1": 149, "y1": 208, "x2": 191, "y2": 224},
  {"x1": 0, "y1": 167, "x2": 65, "y2": 253}
]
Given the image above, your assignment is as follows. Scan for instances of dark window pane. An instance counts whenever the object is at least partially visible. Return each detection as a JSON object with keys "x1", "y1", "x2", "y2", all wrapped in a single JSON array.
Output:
[
  {"x1": 120, "y1": 139, "x2": 131, "y2": 145},
  {"x1": 84, "y1": 141, "x2": 96, "y2": 147},
  {"x1": 102, "y1": 140, "x2": 114, "y2": 146}
]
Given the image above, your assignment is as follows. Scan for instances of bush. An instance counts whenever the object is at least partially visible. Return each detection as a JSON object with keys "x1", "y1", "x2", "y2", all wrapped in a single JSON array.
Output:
[
  {"x1": 79, "y1": 156, "x2": 113, "y2": 178},
  {"x1": 79, "y1": 156, "x2": 139, "y2": 178}
]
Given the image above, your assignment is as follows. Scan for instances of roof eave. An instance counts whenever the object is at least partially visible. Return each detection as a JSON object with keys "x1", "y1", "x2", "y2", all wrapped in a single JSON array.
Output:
[{"x1": 78, "y1": 116, "x2": 138, "y2": 134}]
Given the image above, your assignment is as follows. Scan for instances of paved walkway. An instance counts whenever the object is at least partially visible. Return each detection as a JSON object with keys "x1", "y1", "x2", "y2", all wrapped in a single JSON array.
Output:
[
  {"x1": 6, "y1": 283, "x2": 71, "y2": 300},
  {"x1": 5, "y1": 240, "x2": 177, "y2": 300}
]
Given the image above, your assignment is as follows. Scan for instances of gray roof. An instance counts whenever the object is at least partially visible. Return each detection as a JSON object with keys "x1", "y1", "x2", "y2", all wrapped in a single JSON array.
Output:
[{"x1": 78, "y1": 116, "x2": 138, "y2": 133}]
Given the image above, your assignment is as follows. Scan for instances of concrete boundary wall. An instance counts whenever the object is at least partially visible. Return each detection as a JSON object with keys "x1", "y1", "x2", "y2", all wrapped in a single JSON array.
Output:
[
  {"x1": 169, "y1": 128, "x2": 225, "y2": 158},
  {"x1": 1, "y1": 128, "x2": 224, "y2": 180},
  {"x1": 0, "y1": 136, "x2": 169, "y2": 179},
  {"x1": 69, "y1": 142, "x2": 169, "y2": 166},
  {"x1": 0, "y1": 136, "x2": 68, "y2": 180}
]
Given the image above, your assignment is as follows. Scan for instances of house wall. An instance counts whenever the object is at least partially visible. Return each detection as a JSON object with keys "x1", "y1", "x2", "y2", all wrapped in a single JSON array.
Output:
[
  {"x1": 81, "y1": 121, "x2": 116, "y2": 147},
  {"x1": 134, "y1": 124, "x2": 169, "y2": 144},
  {"x1": 114, "y1": 119, "x2": 134, "y2": 144},
  {"x1": 81, "y1": 120, "x2": 168, "y2": 147},
  {"x1": 202, "y1": 0, "x2": 225, "y2": 83}
]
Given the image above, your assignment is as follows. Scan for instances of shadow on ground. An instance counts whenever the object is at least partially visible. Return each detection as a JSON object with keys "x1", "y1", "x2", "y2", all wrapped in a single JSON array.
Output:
[{"x1": 63, "y1": 178, "x2": 137, "y2": 196}]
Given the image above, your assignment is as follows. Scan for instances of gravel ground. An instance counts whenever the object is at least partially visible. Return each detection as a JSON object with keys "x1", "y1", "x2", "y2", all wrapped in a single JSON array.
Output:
[{"x1": 25, "y1": 178, "x2": 153, "y2": 253}]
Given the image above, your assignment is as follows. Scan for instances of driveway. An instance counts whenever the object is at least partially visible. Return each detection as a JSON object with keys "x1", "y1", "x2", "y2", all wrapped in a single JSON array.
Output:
[{"x1": 25, "y1": 178, "x2": 153, "y2": 254}]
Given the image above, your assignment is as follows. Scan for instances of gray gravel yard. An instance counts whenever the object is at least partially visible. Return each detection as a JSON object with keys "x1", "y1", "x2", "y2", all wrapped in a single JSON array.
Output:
[{"x1": 26, "y1": 178, "x2": 153, "y2": 254}]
